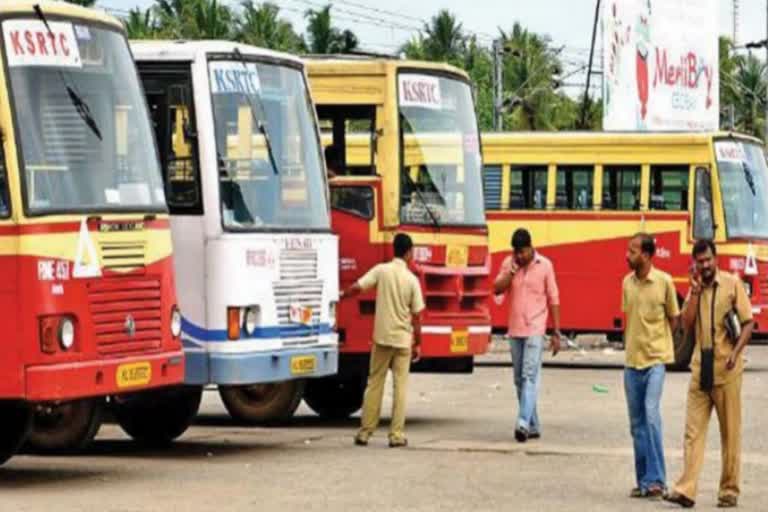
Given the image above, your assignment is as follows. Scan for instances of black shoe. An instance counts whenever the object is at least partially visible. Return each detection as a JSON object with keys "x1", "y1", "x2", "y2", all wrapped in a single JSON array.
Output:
[
  {"x1": 663, "y1": 492, "x2": 695, "y2": 508},
  {"x1": 514, "y1": 427, "x2": 529, "y2": 443},
  {"x1": 388, "y1": 437, "x2": 408, "y2": 448},
  {"x1": 528, "y1": 432, "x2": 541, "y2": 440},
  {"x1": 353, "y1": 434, "x2": 369, "y2": 446}
]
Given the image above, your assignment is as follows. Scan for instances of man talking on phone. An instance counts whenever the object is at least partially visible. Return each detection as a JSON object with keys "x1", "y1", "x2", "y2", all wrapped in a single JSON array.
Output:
[
  {"x1": 665, "y1": 240, "x2": 753, "y2": 509},
  {"x1": 494, "y1": 228, "x2": 561, "y2": 443}
]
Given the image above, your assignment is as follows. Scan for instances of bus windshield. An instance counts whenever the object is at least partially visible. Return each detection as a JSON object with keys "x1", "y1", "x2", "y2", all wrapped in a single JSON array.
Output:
[
  {"x1": 398, "y1": 73, "x2": 485, "y2": 227},
  {"x1": 209, "y1": 58, "x2": 329, "y2": 231},
  {"x1": 716, "y1": 140, "x2": 768, "y2": 239},
  {"x1": 4, "y1": 20, "x2": 165, "y2": 214}
]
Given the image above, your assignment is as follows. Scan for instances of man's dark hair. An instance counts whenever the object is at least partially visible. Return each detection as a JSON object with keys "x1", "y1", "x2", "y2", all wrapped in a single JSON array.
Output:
[
  {"x1": 633, "y1": 232, "x2": 656, "y2": 257},
  {"x1": 692, "y1": 239, "x2": 717, "y2": 258},
  {"x1": 511, "y1": 228, "x2": 532, "y2": 251},
  {"x1": 394, "y1": 233, "x2": 413, "y2": 258}
]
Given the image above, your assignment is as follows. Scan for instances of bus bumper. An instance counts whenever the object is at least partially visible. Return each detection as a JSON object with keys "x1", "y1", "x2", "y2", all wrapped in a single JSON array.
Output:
[
  {"x1": 25, "y1": 350, "x2": 185, "y2": 402},
  {"x1": 185, "y1": 345, "x2": 339, "y2": 385},
  {"x1": 419, "y1": 325, "x2": 492, "y2": 358}
]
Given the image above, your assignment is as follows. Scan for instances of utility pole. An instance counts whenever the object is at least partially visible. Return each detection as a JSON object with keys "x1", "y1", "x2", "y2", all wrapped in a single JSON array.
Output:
[
  {"x1": 492, "y1": 39, "x2": 504, "y2": 131},
  {"x1": 580, "y1": 0, "x2": 601, "y2": 129}
]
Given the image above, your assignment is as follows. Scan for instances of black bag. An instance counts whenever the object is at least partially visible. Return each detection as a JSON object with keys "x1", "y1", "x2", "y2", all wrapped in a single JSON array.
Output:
[{"x1": 723, "y1": 308, "x2": 742, "y2": 345}]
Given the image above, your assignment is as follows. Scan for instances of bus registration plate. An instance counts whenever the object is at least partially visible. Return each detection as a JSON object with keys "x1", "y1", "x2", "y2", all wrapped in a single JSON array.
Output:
[
  {"x1": 290, "y1": 355, "x2": 317, "y2": 375},
  {"x1": 450, "y1": 329, "x2": 469, "y2": 353},
  {"x1": 446, "y1": 245, "x2": 468, "y2": 268},
  {"x1": 116, "y1": 362, "x2": 152, "y2": 388}
]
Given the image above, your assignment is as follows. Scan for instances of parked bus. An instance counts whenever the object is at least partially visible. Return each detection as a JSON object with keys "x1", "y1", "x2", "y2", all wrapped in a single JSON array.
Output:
[
  {"x1": 0, "y1": 1, "x2": 187, "y2": 459},
  {"x1": 482, "y1": 131, "x2": 768, "y2": 352},
  {"x1": 303, "y1": 56, "x2": 491, "y2": 418},
  {"x1": 131, "y1": 41, "x2": 338, "y2": 423}
]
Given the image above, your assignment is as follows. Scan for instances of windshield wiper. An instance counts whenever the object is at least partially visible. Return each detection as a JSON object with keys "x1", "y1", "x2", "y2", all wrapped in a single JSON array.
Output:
[
  {"x1": 402, "y1": 169, "x2": 440, "y2": 229},
  {"x1": 33, "y1": 4, "x2": 102, "y2": 141},
  {"x1": 742, "y1": 162, "x2": 757, "y2": 196},
  {"x1": 231, "y1": 48, "x2": 280, "y2": 175}
]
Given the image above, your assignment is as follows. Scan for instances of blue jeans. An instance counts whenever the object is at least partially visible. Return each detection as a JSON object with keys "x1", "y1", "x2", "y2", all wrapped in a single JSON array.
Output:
[
  {"x1": 624, "y1": 364, "x2": 667, "y2": 490},
  {"x1": 510, "y1": 336, "x2": 544, "y2": 433}
]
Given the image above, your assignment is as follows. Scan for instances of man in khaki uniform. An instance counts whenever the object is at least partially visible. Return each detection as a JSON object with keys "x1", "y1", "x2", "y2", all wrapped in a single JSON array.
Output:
[
  {"x1": 665, "y1": 240, "x2": 754, "y2": 509},
  {"x1": 341, "y1": 233, "x2": 425, "y2": 447},
  {"x1": 622, "y1": 233, "x2": 680, "y2": 499}
]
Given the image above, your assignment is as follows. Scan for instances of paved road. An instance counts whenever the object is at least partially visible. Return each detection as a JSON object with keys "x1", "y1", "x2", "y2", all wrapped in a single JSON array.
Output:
[{"x1": 2, "y1": 347, "x2": 767, "y2": 511}]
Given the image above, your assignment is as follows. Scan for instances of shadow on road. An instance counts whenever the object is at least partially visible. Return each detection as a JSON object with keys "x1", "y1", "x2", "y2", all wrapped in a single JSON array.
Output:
[{"x1": 0, "y1": 466, "x2": 116, "y2": 488}]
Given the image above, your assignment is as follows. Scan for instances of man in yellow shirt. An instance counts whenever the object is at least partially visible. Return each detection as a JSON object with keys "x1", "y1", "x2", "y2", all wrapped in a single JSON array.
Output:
[
  {"x1": 665, "y1": 240, "x2": 753, "y2": 509},
  {"x1": 622, "y1": 233, "x2": 680, "y2": 499},
  {"x1": 341, "y1": 233, "x2": 425, "y2": 447}
]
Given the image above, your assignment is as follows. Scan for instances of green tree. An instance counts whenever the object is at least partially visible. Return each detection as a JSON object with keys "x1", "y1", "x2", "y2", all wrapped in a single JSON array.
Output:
[
  {"x1": 303, "y1": 5, "x2": 358, "y2": 54},
  {"x1": 124, "y1": 8, "x2": 159, "y2": 40},
  {"x1": 238, "y1": 2, "x2": 304, "y2": 53},
  {"x1": 731, "y1": 54, "x2": 766, "y2": 138},
  {"x1": 63, "y1": 0, "x2": 98, "y2": 6},
  {"x1": 421, "y1": 10, "x2": 466, "y2": 64}
]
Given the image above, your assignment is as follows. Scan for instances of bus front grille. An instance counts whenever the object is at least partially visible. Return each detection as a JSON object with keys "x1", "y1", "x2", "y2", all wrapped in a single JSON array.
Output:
[
  {"x1": 279, "y1": 249, "x2": 318, "y2": 281},
  {"x1": 99, "y1": 240, "x2": 147, "y2": 273},
  {"x1": 88, "y1": 277, "x2": 163, "y2": 356},
  {"x1": 273, "y1": 280, "x2": 323, "y2": 332}
]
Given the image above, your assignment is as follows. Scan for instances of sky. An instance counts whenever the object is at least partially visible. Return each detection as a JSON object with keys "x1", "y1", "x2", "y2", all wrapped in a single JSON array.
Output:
[{"x1": 101, "y1": 0, "x2": 768, "y2": 94}]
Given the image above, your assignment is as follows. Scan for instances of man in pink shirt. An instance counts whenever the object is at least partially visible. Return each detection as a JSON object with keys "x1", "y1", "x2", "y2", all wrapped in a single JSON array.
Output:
[{"x1": 494, "y1": 228, "x2": 561, "y2": 443}]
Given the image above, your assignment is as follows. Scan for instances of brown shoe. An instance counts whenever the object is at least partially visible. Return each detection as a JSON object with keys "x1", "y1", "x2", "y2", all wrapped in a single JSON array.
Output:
[
  {"x1": 663, "y1": 492, "x2": 695, "y2": 508},
  {"x1": 388, "y1": 437, "x2": 408, "y2": 448},
  {"x1": 353, "y1": 433, "x2": 369, "y2": 446},
  {"x1": 718, "y1": 495, "x2": 738, "y2": 508}
]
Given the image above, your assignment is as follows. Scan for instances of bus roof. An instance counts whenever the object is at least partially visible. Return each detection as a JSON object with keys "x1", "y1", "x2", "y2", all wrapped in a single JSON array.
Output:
[
  {"x1": 0, "y1": 1, "x2": 122, "y2": 29},
  {"x1": 303, "y1": 55, "x2": 470, "y2": 81},
  {"x1": 130, "y1": 40, "x2": 305, "y2": 66},
  {"x1": 481, "y1": 131, "x2": 764, "y2": 147}
]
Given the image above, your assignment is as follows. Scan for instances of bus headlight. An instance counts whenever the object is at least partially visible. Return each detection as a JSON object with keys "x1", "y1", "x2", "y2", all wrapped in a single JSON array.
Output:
[
  {"x1": 170, "y1": 307, "x2": 182, "y2": 338},
  {"x1": 243, "y1": 307, "x2": 260, "y2": 336},
  {"x1": 59, "y1": 317, "x2": 75, "y2": 350},
  {"x1": 329, "y1": 301, "x2": 338, "y2": 329}
]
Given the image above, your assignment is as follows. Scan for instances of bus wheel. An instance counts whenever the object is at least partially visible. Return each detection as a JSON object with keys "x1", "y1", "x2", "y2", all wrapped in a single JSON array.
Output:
[
  {"x1": 668, "y1": 325, "x2": 694, "y2": 372},
  {"x1": 25, "y1": 398, "x2": 104, "y2": 454},
  {"x1": 219, "y1": 381, "x2": 304, "y2": 424},
  {"x1": 0, "y1": 401, "x2": 32, "y2": 465},
  {"x1": 303, "y1": 376, "x2": 365, "y2": 419},
  {"x1": 113, "y1": 386, "x2": 202, "y2": 447}
]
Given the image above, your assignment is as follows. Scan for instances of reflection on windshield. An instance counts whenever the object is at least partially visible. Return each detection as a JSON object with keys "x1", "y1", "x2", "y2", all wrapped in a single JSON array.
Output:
[
  {"x1": 209, "y1": 59, "x2": 328, "y2": 230},
  {"x1": 399, "y1": 73, "x2": 485, "y2": 226},
  {"x1": 4, "y1": 20, "x2": 165, "y2": 213},
  {"x1": 716, "y1": 140, "x2": 768, "y2": 238}
]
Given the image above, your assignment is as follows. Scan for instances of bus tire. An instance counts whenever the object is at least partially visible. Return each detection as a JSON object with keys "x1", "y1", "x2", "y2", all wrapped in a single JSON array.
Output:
[
  {"x1": 0, "y1": 401, "x2": 32, "y2": 465},
  {"x1": 219, "y1": 381, "x2": 304, "y2": 425},
  {"x1": 303, "y1": 376, "x2": 365, "y2": 419},
  {"x1": 113, "y1": 386, "x2": 202, "y2": 447},
  {"x1": 668, "y1": 325, "x2": 694, "y2": 372},
  {"x1": 25, "y1": 398, "x2": 104, "y2": 454}
]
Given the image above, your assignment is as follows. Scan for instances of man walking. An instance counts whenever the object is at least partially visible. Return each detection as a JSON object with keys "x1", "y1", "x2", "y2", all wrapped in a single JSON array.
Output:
[
  {"x1": 665, "y1": 240, "x2": 753, "y2": 509},
  {"x1": 493, "y1": 228, "x2": 561, "y2": 443},
  {"x1": 341, "y1": 233, "x2": 425, "y2": 448},
  {"x1": 622, "y1": 233, "x2": 680, "y2": 499}
]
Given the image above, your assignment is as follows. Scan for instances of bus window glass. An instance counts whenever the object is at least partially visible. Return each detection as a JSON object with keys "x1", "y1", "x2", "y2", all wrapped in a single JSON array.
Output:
[
  {"x1": 5, "y1": 22, "x2": 166, "y2": 214},
  {"x1": 209, "y1": 59, "x2": 329, "y2": 230},
  {"x1": 483, "y1": 165, "x2": 502, "y2": 210},
  {"x1": 317, "y1": 105, "x2": 376, "y2": 177},
  {"x1": 556, "y1": 165, "x2": 593, "y2": 210},
  {"x1": 509, "y1": 165, "x2": 547, "y2": 210},
  {"x1": 715, "y1": 140, "x2": 768, "y2": 238},
  {"x1": 399, "y1": 73, "x2": 484, "y2": 226},
  {"x1": 141, "y1": 69, "x2": 202, "y2": 213},
  {"x1": 693, "y1": 166, "x2": 714, "y2": 239},
  {"x1": 602, "y1": 165, "x2": 641, "y2": 210},
  {"x1": 331, "y1": 186, "x2": 373, "y2": 219},
  {"x1": 650, "y1": 165, "x2": 688, "y2": 211}
]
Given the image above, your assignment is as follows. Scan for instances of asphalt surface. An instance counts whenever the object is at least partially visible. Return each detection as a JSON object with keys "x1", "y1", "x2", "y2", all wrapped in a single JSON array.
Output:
[{"x1": 2, "y1": 346, "x2": 767, "y2": 511}]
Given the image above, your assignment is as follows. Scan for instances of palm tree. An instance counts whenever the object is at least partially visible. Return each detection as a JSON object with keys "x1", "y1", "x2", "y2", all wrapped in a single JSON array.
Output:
[
  {"x1": 238, "y1": 1, "x2": 304, "y2": 53},
  {"x1": 730, "y1": 54, "x2": 766, "y2": 138},
  {"x1": 303, "y1": 5, "x2": 358, "y2": 54},
  {"x1": 422, "y1": 10, "x2": 465, "y2": 64},
  {"x1": 125, "y1": 8, "x2": 158, "y2": 40},
  {"x1": 499, "y1": 23, "x2": 562, "y2": 130},
  {"x1": 183, "y1": 0, "x2": 232, "y2": 39},
  {"x1": 64, "y1": 0, "x2": 98, "y2": 6}
]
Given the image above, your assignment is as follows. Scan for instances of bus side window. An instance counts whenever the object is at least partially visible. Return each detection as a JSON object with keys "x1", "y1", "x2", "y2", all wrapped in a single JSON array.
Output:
[
  {"x1": 0, "y1": 140, "x2": 8, "y2": 217},
  {"x1": 650, "y1": 165, "x2": 689, "y2": 211},
  {"x1": 483, "y1": 165, "x2": 502, "y2": 210},
  {"x1": 140, "y1": 66, "x2": 202, "y2": 215},
  {"x1": 510, "y1": 165, "x2": 547, "y2": 210},
  {"x1": 602, "y1": 165, "x2": 641, "y2": 211},
  {"x1": 693, "y1": 166, "x2": 715, "y2": 239},
  {"x1": 317, "y1": 105, "x2": 376, "y2": 177},
  {"x1": 331, "y1": 186, "x2": 374, "y2": 219},
  {"x1": 556, "y1": 165, "x2": 594, "y2": 210}
]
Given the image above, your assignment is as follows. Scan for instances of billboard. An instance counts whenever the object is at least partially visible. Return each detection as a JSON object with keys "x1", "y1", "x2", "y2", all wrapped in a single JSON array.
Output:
[{"x1": 602, "y1": 0, "x2": 719, "y2": 131}]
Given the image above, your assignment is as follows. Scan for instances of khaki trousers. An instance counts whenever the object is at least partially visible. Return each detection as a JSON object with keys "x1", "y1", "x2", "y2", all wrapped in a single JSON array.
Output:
[
  {"x1": 673, "y1": 373, "x2": 742, "y2": 500},
  {"x1": 358, "y1": 343, "x2": 411, "y2": 441}
]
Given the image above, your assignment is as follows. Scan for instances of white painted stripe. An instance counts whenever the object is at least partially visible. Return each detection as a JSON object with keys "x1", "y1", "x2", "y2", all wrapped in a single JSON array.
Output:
[
  {"x1": 182, "y1": 334, "x2": 338, "y2": 353},
  {"x1": 421, "y1": 325, "x2": 491, "y2": 335},
  {"x1": 469, "y1": 326, "x2": 492, "y2": 334},
  {"x1": 752, "y1": 307, "x2": 761, "y2": 314}
]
